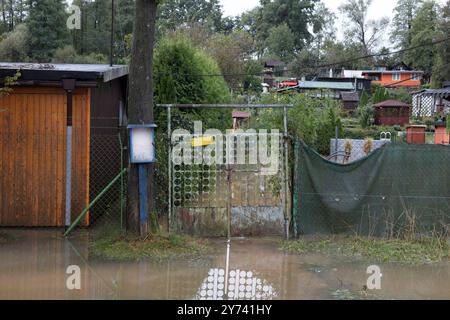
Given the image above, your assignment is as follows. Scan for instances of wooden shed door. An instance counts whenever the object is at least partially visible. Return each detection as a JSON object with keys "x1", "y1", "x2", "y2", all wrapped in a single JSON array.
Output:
[{"x1": 0, "y1": 87, "x2": 90, "y2": 227}]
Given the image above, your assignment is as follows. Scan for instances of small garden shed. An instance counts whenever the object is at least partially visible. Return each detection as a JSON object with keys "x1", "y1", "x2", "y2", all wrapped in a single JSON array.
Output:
[
  {"x1": 373, "y1": 99, "x2": 410, "y2": 126},
  {"x1": 0, "y1": 63, "x2": 128, "y2": 227}
]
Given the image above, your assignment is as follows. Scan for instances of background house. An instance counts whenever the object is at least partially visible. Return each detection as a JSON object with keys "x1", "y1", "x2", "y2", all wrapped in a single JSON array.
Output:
[
  {"x1": 343, "y1": 63, "x2": 423, "y2": 88},
  {"x1": 362, "y1": 69, "x2": 423, "y2": 88},
  {"x1": 263, "y1": 60, "x2": 286, "y2": 88},
  {"x1": 373, "y1": 100, "x2": 411, "y2": 126},
  {"x1": 340, "y1": 91, "x2": 360, "y2": 112},
  {"x1": 277, "y1": 79, "x2": 356, "y2": 99},
  {"x1": 412, "y1": 87, "x2": 450, "y2": 117}
]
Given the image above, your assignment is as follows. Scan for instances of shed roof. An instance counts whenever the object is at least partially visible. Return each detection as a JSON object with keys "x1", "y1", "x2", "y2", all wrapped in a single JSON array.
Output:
[
  {"x1": 300, "y1": 81, "x2": 354, "y2": 90},
  {"x1": 278, "y1": 81, "x2": 355, "y2": 92},
  {"x1": 362, "y1": 70, "x2": 424, "y2": 74},
  {"x1": 340, "y1": 91, "x2": 359, "y2": 102},
  {"x1": 411, "y1": 87, "x2": 450, "y2": 98},
  {"x1": 373, "y1": 100, "x2": 410, "y2": 108},
  {"x1": 232, "y1": 111, "x2": 251, "y2": 119},
  {"x1": 0, "y1": 63, "x2": 129, "y2": 83},
  {"x1": 264, "y1": 60, "x2": 285, "y2": 68}
]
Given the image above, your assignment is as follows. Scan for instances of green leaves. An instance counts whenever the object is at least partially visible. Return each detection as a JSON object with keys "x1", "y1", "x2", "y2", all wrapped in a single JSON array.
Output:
[
  {"x1": 265, "y1": 23, "x2": 296, "y2": 62},
  {"x1": 403, "y1": 0, "x2": 441, "y2": 75},
  {"x1": 153, "y1": 36, "x2": 230, "y2": 105},
  {"x1": 27, "y1": 0, "x2": 69, "y2": 62}
]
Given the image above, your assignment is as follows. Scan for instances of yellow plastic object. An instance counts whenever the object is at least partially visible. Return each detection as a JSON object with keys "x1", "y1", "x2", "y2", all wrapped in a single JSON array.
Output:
[{"x1": 192, "y1": 136, "x2": 215, "y2": 147}]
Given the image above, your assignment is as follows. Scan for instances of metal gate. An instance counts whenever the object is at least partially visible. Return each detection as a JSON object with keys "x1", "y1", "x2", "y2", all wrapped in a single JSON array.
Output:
[{"x1": 161, "y1": 104, "x2": 292, "y2": 238}]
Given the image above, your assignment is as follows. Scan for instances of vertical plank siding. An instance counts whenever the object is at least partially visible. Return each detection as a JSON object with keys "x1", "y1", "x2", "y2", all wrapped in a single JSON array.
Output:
[{"x1": 0, "y1": 87, "x2": 90, "y2": 227}]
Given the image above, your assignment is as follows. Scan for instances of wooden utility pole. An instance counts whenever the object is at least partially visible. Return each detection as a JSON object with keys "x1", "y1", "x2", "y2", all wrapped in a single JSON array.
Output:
[{"x1": 127, "y1": 0, "x2": 158, "y2": 236}]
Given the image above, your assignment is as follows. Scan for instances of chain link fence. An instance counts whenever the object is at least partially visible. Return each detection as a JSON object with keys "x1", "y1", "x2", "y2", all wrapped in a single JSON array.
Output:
[{"x1": 86, "y1": 130, "x2": 128, "y2": 231}]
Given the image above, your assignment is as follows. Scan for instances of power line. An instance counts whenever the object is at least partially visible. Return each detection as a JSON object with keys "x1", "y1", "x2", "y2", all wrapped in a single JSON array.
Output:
[{"x1": 157, "y1": 36, "x2": 450, "y2": 79}]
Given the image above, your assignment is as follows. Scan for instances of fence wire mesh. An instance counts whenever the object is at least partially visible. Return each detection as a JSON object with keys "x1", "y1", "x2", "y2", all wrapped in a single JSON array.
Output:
[
  {"x1": 171, "y1": 132, "x2": 286, "y2": 237},
  {"x1": 86, "y1": 131, "x2": 128, "y2": 231}
]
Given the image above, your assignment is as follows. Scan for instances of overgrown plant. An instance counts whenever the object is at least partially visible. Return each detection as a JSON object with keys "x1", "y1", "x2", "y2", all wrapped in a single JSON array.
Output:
[
  {"x1": 0, "y1": 70, "x2": 21, "y2": 97},
  {"x1": 358, "y1": 104, "x2": 374, "y2": 128},
  {"x1": 363, "y1": 138, "x2": 373, "y2": 156}
]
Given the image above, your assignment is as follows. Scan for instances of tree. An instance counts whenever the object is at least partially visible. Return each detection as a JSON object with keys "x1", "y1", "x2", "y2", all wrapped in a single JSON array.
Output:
[
  {"x1": 204, "y1": 31, "x2": 254, "y2": 91},
  {"x1": 237, "y1": 7, "x2": 259, "y2": 40},
  {"x1": 254, "y1": 0, "x2": 320, "y2": 56},
  {"x1": 404, "y1": 0, "x2": 440, "y2": 76},
  {"x1": 0, "y1": 23, "x2": 29, "y2": 61},
  {"x1": 157, "y1": 0, "x2": 223, "y2": 34},
  {"x1": 287, "y1": 49, "x2": 318, "y2": 78},
  {"x1": 321, "y1": 40, "x2": 371, "y2": 70},
  {"x1": 115, "y1": 0, "x2": 136, "y2": 60},
  {"x1": 0, "y1": 0, "x2": 29, "y2": 33},
  {"x1": 127, "y1": 0, "x2": 159, "y2": 236},
  {"x1": 153, "y1": 36, "x2": 230, "y2": 105},
  {"x1": 71, "y1": 0, "x2": 111, "y2": 57},
  {"x1": 70, "y1": 0, "x2": 134, "y2": 62},
  {"x1": 310, "y1": 2, "x2": 337, "y2": 57},
  {"x1": 339, "y1": 0, "x2": 389, "y2": 56},
  {"x1": 243, "y1": 59, "x2": 263, "y2": 94},
  {"x1": 52, "y1": 44, "x2": 108, "y2": 64},
  {"x1": 432, "y1": 0, "x2": 450, "y2": 87},
  {"x1": 264, "y1": 23, "x2": 295, "y2": 62},
  {"x1": 390, "y1": 0, "x2": 423, "y2": 49},
  {"x1": 375, "y1": 47, "x2": 398, "y2": 67},
  {"x1": 27, "y1": 0, "x2": 69, "y2": 62}
]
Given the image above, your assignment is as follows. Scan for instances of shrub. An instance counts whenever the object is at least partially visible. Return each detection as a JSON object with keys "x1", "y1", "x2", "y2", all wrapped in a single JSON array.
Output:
[
  {"x1": 358, "y1": 104, "x2": 374, "y2": 128},
  {"x1": 0, "y1": 24, "x2": 30, "y2": 62}
]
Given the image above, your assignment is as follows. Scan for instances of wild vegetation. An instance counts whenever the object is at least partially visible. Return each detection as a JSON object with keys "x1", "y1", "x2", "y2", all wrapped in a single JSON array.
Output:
[
  {"x1": 89, "y1": 227, "x2": 211, "y2": 261},
  {"x1": 281, "y1": 235, "x2": 449, "y2": 264},
  {"x1": 0, "y1": 230, "x2": 15, "y2": 243}
]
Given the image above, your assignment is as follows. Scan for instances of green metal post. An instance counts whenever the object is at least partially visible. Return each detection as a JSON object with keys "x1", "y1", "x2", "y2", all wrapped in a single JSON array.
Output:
[
  {"x1": 119, "y1": 133, "x2": 124, "y2": 230},
  {"x1": 293, "y1": 140, "x2": 299, "y2": 238}
]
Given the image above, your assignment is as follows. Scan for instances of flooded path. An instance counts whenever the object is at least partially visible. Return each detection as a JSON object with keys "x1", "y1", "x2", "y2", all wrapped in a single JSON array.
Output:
[{"x1": 0, "y1": 229, "x2": 449, "y2": 300}]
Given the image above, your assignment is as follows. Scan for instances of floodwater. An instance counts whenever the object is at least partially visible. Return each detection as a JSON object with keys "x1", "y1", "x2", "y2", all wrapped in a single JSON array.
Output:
[{"x1": 0, "y1": 229, "x2": 449, "y2": 300}]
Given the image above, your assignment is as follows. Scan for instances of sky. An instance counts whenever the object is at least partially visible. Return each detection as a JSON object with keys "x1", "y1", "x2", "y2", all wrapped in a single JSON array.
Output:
[{"x1": 220, "y1": 0, "x2": 397, "y2": 20}]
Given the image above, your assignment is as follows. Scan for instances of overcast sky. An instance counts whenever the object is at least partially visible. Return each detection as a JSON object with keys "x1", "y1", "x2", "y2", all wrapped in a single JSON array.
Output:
[{"x1": 220, "y1": 0, "x2": 398, "y2": 20}]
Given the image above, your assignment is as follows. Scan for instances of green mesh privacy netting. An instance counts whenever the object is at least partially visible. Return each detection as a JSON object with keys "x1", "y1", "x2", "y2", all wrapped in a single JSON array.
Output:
[{"x1": 293, "y1": 141, "x2": 450, "y2": 237}]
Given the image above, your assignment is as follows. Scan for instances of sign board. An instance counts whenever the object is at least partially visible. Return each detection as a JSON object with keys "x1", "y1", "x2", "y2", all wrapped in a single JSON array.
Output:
[{"x1": 128, "y1": 124, "x2": 157, "y2": 164}]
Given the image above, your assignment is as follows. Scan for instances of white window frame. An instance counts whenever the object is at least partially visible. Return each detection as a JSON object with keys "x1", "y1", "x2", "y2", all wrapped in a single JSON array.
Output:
[{"x1": 392, "y1": 73, "x2": 401, "y2": 81}]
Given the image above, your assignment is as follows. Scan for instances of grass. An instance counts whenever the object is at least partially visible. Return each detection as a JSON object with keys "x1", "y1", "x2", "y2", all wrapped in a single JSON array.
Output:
[
  {"x1": 89, "y1": 228, "x2": 212, "y2": 261},
  {"x1": 281, "y1": 235, "x2": 450, "y2": 265},
  {"x1": 0, "y1": 230, "x2": 15, "y2": 243}
]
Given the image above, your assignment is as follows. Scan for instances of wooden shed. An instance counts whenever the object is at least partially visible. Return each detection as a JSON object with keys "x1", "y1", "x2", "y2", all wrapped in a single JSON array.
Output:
[
  {"x1": 0, "y1": 63, "x2": 128, "y2": 227},
  {"x1": 373, "y1": 100, "x2": 411, "y2": 126},
  {"x1": 340, "y1": 91, "x2": 360, "y2": 112}
]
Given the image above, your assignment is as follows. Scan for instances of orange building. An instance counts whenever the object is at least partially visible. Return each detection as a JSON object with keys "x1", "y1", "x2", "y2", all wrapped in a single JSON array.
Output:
[{"x1": 362, "y1": 70, "x2": 423, "y2": 88}]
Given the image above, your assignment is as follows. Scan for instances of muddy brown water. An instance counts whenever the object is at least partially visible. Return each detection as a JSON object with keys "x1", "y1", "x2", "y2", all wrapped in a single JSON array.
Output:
[{"x1": 0, "y1": 229, "x2": 448, "y2": 300}]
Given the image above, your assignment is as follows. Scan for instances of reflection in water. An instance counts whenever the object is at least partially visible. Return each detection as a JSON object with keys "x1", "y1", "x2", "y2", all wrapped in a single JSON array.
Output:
[
  {"x1": 196, "y1": 241, "x2": 277, "y2": 300},
  {"x1": 0, "y1": 230, "x2": 449, "y2": 300},
  {"x1": 196, "y1": 268, "x2": 277, "y2": 300}
]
